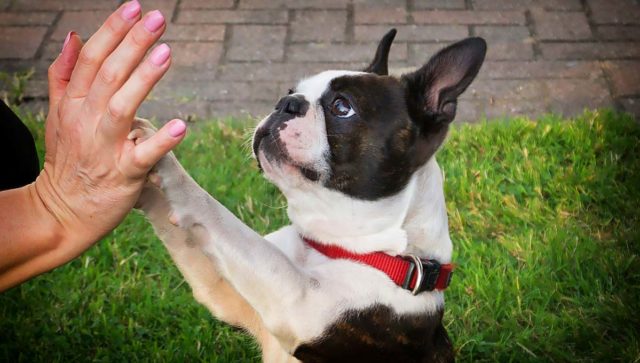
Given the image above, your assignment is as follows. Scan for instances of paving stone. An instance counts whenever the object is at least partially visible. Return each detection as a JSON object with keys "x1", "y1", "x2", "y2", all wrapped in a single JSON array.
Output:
[
  {"x1": 162, "y1": 24, "x2": 225, "y2": 41},
  {"x1": 169, "y1": 42, "x2": 224, "y2": 69},
  {"x1": 602, "y1": 61, "x2": 640, "y2": 97},
  {"x1": 290, "y1": 10, "x2": 347, "y2": 42},
  {"x1": 414, "y1": 0, "x2": 466, "y2": 9},
  {"x1": 355, "y1": 6, "x2": 407, "y2": 24},
  {"x1": 239, "y1": 0, "x2": 347, "y2": 9},
  {"x1": 176, "y1": 10, "x2": 288, "y2": 24},
  {"x1": 41, "y1": 40, "x2": 63, "y2": 60},
  {"x1": 472, "y1": 0, "x2": 581, "y2": 10},
  {"x1": 289, "y1": 42, "x2": 408, "y2": 63},
  {"x1": 0, "y1": 12, "x2": 57, "y2": 25},
  {"x1": 227, "y1": 25, "x2": 287, "y2": 61},
  {"x1": 355, "y1": 24, "x2": 468, "y2": 42},
  {"x1": 541, "y1": 42, "x2": 640, "y2": 60},
  {"x1": 475, "y1": 25, "x2": 531, "y2": 41},
  {"x1": 532, "y1": 10, "x2": 592, "y2": 40},
  {"x1": 412, "y1": 10, "x2": 525, "y2": 25},
  {"x1": 137, "y1": 98, "x2": 211, "y2": 122},
  {"x1": 534, "y1": 0, "x2": 583, "y2": 10},
  {"x1": 217, "y1": 62, "x2": 367, "y2": 81},
  {"x1": 410, "y1": 41, "x2": 535, "y2": 64},
  {"x1": 155, "y1": 80, "x2": 281, "y2": 101},
  {"x1": 1, "y1": 0, "x2": 631, "y2": 121},
  {"x1": 480, "y1": 61, "x2": 603, "y2": 79},
  {"x1": 208, "y1": 101, "x2": 274, "y2": 119},
  {"x1": 147, "y1": 0, "x2": 178, "y2": 20},
  {"x1": 545, "y1": 78, "x2": 614, "y2": 115},
  {"x1": 482, "y1": 98, "x2": 549, "y2": 120},
  {"x1": 179, "y1": 0, "x2": 235, "y2": 9},
  {"x1": 618, "y1": 97, "x2": 640, "y2": 119},
  {"x1": 596, "y1": 26, "x2": 640, "y2": 40},
  {"x1": 352, "y1": 0, "x2": 407, "y2": 6},
  {"x1": 23, "y1": 78, "x2": 48, "y2": 98},
  {"x1": 11, "y1": 0, "x2": 119, "y2": 10},
  {"x1": 484, "y1": 41, "x2": 535, "y2": 60},
  {"x1": 462, "y1": 79, "x2": 547, "y2": 101},
  {"x1": 587, "y1": 0, "x2": 640, "y2": 25},
  {"x1": 456, "y1": 99, "x2": 484, "y2": 122},
  {"x1": 408, "y1": 43, "x2": 444, "y2": 65},
  {"x1": 474, "y1": 26, "x2": 534, "y2": 60},
  {"x1": 0, "y1": 26, "x2": 47, "y2": 59},
  {"x1": 50, "y1": 10, "x2": 111, "y2": 40},
  {"x1": 0, "y1": 59, "x2": 48, "y2": 76}
]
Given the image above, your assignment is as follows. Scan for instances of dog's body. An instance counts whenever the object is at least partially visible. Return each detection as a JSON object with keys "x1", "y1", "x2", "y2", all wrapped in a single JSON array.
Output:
[{"x1": 134, "y1": 30, "x2": 486, "y2": 362}]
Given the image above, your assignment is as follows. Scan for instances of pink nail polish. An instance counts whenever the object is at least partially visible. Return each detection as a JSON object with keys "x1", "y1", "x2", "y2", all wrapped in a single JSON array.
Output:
[
  {"x1": 121, "y1": 0, "x2": 141, "y2": 20},
  {"x1": 168, "y1": 119, "x2": 186, "y2": 137},
  {"x1": 144, "y1": 10, "x2": 165, "y2": 32},
  {"x1": 149, "y1": 43, "x2": 171, "y2": 66},
  {"x1": 62, "y1": 31, "x2": 73, "y2": 51}
]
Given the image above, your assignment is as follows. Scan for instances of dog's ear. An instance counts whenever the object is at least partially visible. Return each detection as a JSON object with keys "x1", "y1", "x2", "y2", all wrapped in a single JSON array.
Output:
[
  {"x1": 402, "y1": 37, "x2": 486, "y2": 125},
  {"x1": 363, "y1": 28, "x2": 397, "y2": 76}
]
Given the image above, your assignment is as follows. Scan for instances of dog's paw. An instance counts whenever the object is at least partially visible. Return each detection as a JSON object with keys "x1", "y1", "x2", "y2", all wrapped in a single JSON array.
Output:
[{"x1": 128, "y1": 117, "x2": 157, "y2": 145}]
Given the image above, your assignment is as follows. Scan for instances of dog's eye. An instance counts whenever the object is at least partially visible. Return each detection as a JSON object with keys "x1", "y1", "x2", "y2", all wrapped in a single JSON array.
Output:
[
  {"x1": 331, "y1": 97, "x2": 355, "y2": 118},
  {"x1": 287, "y1": 88, "x2": 294, "y2": 95}
]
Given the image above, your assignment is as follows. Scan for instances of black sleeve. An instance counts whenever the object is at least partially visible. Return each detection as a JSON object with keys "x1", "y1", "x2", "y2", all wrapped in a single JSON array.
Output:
[{"x1": 0, "y1": 100, "x2": 40, "y2": 191}]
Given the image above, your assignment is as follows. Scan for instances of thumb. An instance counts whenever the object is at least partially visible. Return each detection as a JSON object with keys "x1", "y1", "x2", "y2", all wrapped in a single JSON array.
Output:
[
  {"x1": 132, "y1": 119, "x2": 187, "y2": 173},
  {"x1": 48, "y1": 31, "x2": 82, "y2": 106}
]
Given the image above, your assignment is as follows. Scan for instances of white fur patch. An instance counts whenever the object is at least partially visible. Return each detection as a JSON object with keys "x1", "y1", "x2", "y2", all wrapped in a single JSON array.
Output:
[{"x1": 295, "y1": 70, "x2": 365, "y2": 104}]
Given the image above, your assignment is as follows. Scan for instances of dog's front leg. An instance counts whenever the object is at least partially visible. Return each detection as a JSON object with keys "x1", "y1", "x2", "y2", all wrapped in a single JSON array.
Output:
[
  {"x1": 132, "y1": 119, "x2": 267, "y2": 339},
  {"x1": 148, "y1": 151, "x2": 311, "y2": 348}
]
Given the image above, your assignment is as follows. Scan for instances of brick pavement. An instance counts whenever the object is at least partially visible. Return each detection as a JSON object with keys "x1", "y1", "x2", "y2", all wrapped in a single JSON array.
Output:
[{"x1": 0, "y1": 0, "x2": 639, "y2": 122}]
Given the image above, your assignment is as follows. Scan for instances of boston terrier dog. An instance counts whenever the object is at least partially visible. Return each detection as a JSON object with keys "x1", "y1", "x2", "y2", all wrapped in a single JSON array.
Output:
[{"x1": 133, "y1": 29, "x2": 486, "y2": 363}]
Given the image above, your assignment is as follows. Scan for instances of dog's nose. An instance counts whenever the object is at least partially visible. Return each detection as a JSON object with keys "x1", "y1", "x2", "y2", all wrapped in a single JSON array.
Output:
[{"x1": 275, "y1": 95, "x2": 308, "y2": 117}]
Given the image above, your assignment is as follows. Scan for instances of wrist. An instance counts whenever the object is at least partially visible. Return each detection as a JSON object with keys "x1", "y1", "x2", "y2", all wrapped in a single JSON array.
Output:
[
  {"x1": 30, "y1": 170, "x2": 90, "y2": 257},
  {"x1": 28, "y1": 174, "x2": 68, "y2": 252}
]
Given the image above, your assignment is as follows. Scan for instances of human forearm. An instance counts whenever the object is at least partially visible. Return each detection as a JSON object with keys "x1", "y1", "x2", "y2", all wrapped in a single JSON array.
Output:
[{"x1": 0, "y1": 181, "x2": 72, "y2": 292}]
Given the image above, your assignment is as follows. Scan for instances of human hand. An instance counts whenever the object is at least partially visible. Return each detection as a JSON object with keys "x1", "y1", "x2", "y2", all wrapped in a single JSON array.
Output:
[{"x1": 34, "y1": 1, "x2": 186, "y2": 257}]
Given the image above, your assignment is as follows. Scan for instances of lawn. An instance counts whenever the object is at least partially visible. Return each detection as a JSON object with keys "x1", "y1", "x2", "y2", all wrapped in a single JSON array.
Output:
[{"x1": 1, "y1": 107, "x2": 639, "y2": 362}]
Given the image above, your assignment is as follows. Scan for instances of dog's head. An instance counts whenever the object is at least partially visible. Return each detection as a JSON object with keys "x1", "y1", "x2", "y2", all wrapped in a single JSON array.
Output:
[{"x1": 253, "y1": 29, "x2": 486, "y2": 201}]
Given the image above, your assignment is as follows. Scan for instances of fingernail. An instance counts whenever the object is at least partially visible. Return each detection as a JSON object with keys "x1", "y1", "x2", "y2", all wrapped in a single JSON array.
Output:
[
  {"x1": 62, "y1": 31, "x2": 74, "y2": 51},
  {"x1": 149, "y1": 43, "x2": 171, "y2": 66},
  {"x1": 168, "y1": 119, "x2": 186, "y2": 137},
  {"x1": 144, "y1": 10, "x2": 165, "y2": 32},
  {"x1": 121, "y1": 0, "x2": 141, "y2": 20}
]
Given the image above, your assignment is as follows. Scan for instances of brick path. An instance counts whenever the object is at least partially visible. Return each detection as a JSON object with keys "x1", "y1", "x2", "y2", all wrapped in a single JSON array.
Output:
[{"x1": 1, "y1": 0, "x2": 639, "y2": 122}]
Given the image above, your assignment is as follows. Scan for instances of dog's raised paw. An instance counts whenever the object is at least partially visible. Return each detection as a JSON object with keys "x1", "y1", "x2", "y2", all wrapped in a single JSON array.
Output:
[
  {"x1": 129, "y1": 118, "x2": 158, "y2": 145},
  {"x1": 168, "y1": 212, "x2": 180, "y2": 226},
  {"x1": 148, "y1": 172, "x2": 163, "y2": 187}
]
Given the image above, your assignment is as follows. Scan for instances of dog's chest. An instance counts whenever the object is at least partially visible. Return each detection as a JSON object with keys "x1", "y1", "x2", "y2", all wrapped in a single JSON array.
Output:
[{"x1": 292, "y1": 305, "x2": 454, "y2": 363}]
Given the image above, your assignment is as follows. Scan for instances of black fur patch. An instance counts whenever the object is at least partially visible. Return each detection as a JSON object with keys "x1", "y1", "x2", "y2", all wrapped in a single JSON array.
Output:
[
  {"x1": 293, "y1": 305, "x2": 454, "y2": 363},
  {"x1": 320, "y1": 74, "x2": 447, "y2": 200}
]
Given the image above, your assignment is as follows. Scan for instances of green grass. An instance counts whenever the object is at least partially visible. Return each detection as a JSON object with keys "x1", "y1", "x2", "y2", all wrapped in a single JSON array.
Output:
[{"x1": 1, "y1": 108, "x2": 639, "y2": 362}]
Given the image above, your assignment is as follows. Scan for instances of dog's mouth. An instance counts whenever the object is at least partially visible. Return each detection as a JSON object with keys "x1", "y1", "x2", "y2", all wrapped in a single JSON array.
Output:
[{"x1": 253, "y1": 130, "x2": 321, "y2": 182}]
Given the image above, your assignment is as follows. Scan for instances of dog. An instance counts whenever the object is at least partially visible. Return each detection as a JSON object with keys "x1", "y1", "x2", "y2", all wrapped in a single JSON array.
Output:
[{"x1": 132, "y1": 29, "x2": 486, "y2": 363}]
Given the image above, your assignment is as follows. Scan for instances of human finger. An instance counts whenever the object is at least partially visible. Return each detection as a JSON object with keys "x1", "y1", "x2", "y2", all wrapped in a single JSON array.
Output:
[
  {"x1": 45, "y1": 32, "x2": 83, "y2": 161},
  {"x1": 102, "y1": 43, "x2": 171, "y2": 141},
  {"x1": 87, "y1": 10, "x2": 166, "y2": 111},
  {"x1": 48, "y1": 32, "x2": 82, "y2": 108},
  {"x1": 64, "y1": 0, "x2": 141, "y2": 99}
]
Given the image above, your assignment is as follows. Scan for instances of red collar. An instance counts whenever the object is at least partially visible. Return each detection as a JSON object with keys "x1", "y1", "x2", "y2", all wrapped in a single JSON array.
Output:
[{"x1": 303, "y1": 237, "x2": 454, "y2": 295}]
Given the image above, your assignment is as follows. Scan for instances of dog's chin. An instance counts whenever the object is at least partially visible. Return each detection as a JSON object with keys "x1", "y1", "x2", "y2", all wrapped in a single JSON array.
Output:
[{"x1": 257, "y1": 147, "x2": 322, "y2": 186}]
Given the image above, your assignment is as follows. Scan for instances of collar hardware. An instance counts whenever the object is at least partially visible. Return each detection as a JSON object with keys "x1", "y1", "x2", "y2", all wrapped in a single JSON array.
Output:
[{"x1": 303, "y1": 237, "x2": 454, "y2": 294}]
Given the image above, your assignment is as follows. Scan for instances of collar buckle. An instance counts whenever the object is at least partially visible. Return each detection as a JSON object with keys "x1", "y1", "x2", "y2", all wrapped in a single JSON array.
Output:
[{"x1": 402, "y1": 255, "x2": 451, "y2": 295}]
